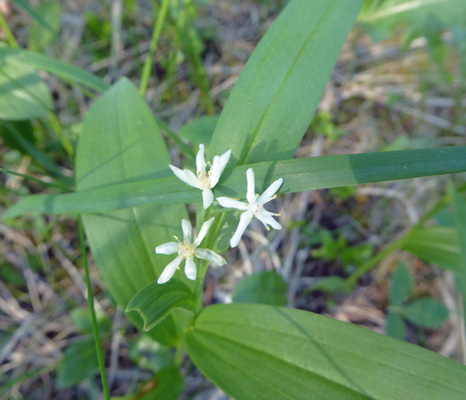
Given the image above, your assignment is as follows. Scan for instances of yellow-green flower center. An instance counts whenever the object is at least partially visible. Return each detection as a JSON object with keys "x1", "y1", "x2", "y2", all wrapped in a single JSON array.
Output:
[
  {"x1": 179, "y1": 243, "x2": 196, "y2": 258},
  {"x1": 198, "y1": 173, "x2": 210, "y2": 190}
]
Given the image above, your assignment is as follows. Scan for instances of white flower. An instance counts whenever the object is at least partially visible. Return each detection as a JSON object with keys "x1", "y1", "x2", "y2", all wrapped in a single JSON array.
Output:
[
  {"x1": 217, "y1": 168, "x2": 283, "y2": 248},
  {"x1": 169, "y1": 144, "x2": 231, "y2": 209},
  {"x1": 155, "y1": 217, "x2": 226, "y2": 284}
]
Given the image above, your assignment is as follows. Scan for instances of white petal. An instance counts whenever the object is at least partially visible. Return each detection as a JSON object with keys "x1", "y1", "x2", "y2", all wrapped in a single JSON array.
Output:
[
  {"x1": 155, "y1": 242, "x2": 179, "y2": 255},
  {"x1": 230, "y1": 211, "x2": 253, "y2": 248},
  {"x1": 157, "y1": 256, "x2": 182, "y2": 284},
  {"x1": 193, "y1": 217, "x2": 214, "y2": 247},
  {"x1": 209, "y1": 149, "x2": 231, "y2": 187},
  {"x1": 257, "y1": 178, "x2": 283, "y2": 204},
  {"x1": 202, "y1": 189, "x2": 214, "y2": 209},
  {"x1": 181, "y1": 219, "x2": 192, "y2": 243},
  {"x1": 217, "y1": 197, "x2": 248, "y2": 211},
  {"x1": 196, "y1": 144, "x2": 206, "y2": 175},
  {"x1": 256, "y1": 210, "x2": 282, "y2": 230},
  {"x1": 170, "y1": 165, "x2": 200, "y2": 189},
  {"x1": 246, "y1": 168, "x2": 256, "y2": 204},
  {"x1": 196, "y1": 248, "x2": 226, "y2": 266},
  {"x1": 184, "y1": 257, "x2": 197, "y2": 280}
]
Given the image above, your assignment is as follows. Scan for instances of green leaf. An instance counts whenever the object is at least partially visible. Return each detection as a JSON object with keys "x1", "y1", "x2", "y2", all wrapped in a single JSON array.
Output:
[
  {"x1": 0, "y1": 120, "x2": 36, "y2": 155},
  {"x1": 400, "y1": 298, "x2": 449, "y2": 328},
  {"x1": 76, "y1": 78, "x2": 189, "y2": 346},
  {"x1": 11, "y1": 0, "x2": 57, "y2": 33},
  {"x1": 0, "y1": 48, "x2": 109, "y2": 92},
  {"x1": 57, "y1": 338, "x2": 99, "y2": 388},
  {"x1": 7, "y1": 146, "x2": 466, "y2": 218},
  {"x1": 232, "y1": 271, "x2": 288, "y2": 306},
  {"x1": 28, "y1": 2, "x2": 61, "y2": 52},
  {"x1": 126, "y1": 280, "x2": 195, "y2": 331},
  {"x1": 178, "y1": 115, "x2": 218, "y2": 146},
  {"x1": 450, "y1": 182, "x2": 466, "y2": 321},
  {"x1": 113, "y1": 367, "x2": 184, "y2": 400},
  {"x1": 307, "y1": 276, "x2": 346, "y2": 294},
  {"x1": 390, "y1": 262, "x2": 413, "y2": 306},
  {"x1": 208, "y1": 0, "x2": 363, "y2": 165},
  {"x1": 386, "y1": 311, "x2": 407, "y2": 340},
  {"x1": 400, "y1": 226, "x2": 461, "y2": 272},
  {"x1": 187, "y1": 303, "x2": 466, "y2": 400},
  {"x1": 0, "y1": 56, "x2": 52, "y2": 120},
  {"x1": 70, "y1": 307, "x2": 112, "y2": 336}
]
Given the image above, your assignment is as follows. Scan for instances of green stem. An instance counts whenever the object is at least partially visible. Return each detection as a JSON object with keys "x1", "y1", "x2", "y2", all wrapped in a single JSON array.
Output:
[
  {"x1": 342, "y1": 238, "x2": 404, "y2": 290},
  {"x1": 78, "y1": 217, "x2": 110, "y2": 400},
  {"x1": 0, "y1": 10, "x2": 18, "y2": 48},
  {"x1": 48, "y1": 112, "x2": 74, "y2": 157},
  {"x1": 174, "y1": 342, "x2": 185, "y2": 367},
  {"x1": 139, "y1": 0, "x2": 171, "y2": 96}
]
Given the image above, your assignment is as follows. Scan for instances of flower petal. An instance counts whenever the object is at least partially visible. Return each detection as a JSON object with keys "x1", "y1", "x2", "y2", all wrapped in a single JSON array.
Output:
[
  {"x1": 196, "y1": 248, "x2": 226, "y2": 266},
  {"x1": 155, "y1": 242, "x2": 179, "y2": 255},
  {"x1": 209, "y1": 149, "x2": 232, "y2": 187},
  {"x1": 169, "y1": 165, "x2": 200, "y2": 189},
  {"x1": 157, "y1": 256, "x2": 182, "y2": 284},
  {"x1": 196, "y1": 144, "x2": 207, "y2": 175},
  {"x1": 246, "y1": 168, "x2": 256, "y2": 204},
  {"x1": 255, "y1": 210, "x2": 282, "y2": 230},
  {"x1": 184, "y1": 257, "x2": 197, "y2": 280},
  {"x1": 257, "y1": 178, "x2": 283, "y2": 204},
  {"x1": 217, "y1": 197, "x2": 248, "y2": 211},
  {"x1": 230, "y1": 211, "x2": 253, "y2": 248},
  {"x1": 202, "y1": 189, "x2": 214, "y2": 209},
  {"x1": 193, "y1": 217, "x2": 215, "y2": 247},
  {"x1": 181, "y1": 219, "x2": 192, "y2": 243}
]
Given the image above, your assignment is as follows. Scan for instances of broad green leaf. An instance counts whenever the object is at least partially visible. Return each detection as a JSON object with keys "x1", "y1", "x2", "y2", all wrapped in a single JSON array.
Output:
[
  {"x1": 57, "y1": 338, "x2": 99, "y2": 388},
  {"x1": 76, "y1": 78, "x2": 189, "y2": 346},
  {"x1": 6, "y1": 146, "x2": 466, "y2": 218},
  {"x1": 126, "y1": 280, "x2": 195, "y2": 331},
  {"x1": 112, "y1": 367, "x2": 184, "y2": 400},
  {"x1": 28, "y1": 2, "x2": 61, "y2": 52},
  {"x1": 399, "y1": 298, "x2": 449, "y2": 328},
  {"x1": 0, "y1": 57, "x2": 52, "y2": 120},
  {"x1": 187, "y1": 303, "x2": 466, "y2": 400},
  {"x1": 232, "y1": 271, "x2": 288, "y2": 306},
  {"x1": 208, "y1": 0, "x2": 363, "y2": 165},
  {"x1": 0, "y1": 48, "x2": 109, "y2": 92},
  {"x1": 389, "y1": 262, "x2": 413, "y2": 306},
  {"x1": 386, "y1": 311, "x2": 406, "y2": 340},
  {"x1": 400, "y1": 226, "x2": 461, "y2": 272},
  {"x1": 70, "y1": 307, "x2": 112, "y2": 336},
  {"x1": 178, "y1": 115, "x2": 218, "y2": 146},
  {"x1": 450, "y1": 183, "x2": 466, "y2": 324}
]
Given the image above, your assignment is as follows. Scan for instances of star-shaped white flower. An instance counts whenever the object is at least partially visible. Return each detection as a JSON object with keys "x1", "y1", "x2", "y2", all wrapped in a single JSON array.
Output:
[
  {"x1": 217, "y1": 168, "x2": 283, "y2": 248},
  {"x1": 169, "y1": 144, "x2": 231, "y2": 209},
  {"x1": 155, "y1": 217, "x2": 226, "y2": 284}
]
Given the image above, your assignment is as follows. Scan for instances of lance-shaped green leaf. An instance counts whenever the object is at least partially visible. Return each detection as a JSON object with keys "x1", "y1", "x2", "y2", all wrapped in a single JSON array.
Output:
[
  {"x1": 0, "y1": 48, "x2": 109, "y2": 92},
  {"x1": 208, "y1": 0, "x2": 363, "y2": 165},
  {"x1": 400, "y1": 226, "x2": 461, "y2": 272},
  {"x1": 6, "y1": 146, "x2": 466, "y2": 218},
  {"x1": 76, "y1": 78, "x2": 189, "y2": 346},
  {"x1": 186, "y1": 303, "x2": 466, "y2": 400},
  {"x1": 398, "y1": 298, "x2": 449, "y2": 328},
  {"x1": 126, "y1": 280, "x2": 195, "y2": 332},
  {"x1": 0, "y1": 55, "x2": 52, "y2": 120}
]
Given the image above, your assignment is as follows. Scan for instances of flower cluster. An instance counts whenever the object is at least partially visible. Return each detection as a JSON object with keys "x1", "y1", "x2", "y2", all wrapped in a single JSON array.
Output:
[{"x1": 156, "y1": 144, "x2": 283, "y2": 283}]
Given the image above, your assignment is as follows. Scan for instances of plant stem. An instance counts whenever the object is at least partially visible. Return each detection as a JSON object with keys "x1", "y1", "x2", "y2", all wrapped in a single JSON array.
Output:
[
  {"x1": 78, "y1": 217, "x2": 111, "y2": 400},
  {"x1": 174, "y1": 342, "x2": 185, "y2": 367},
  {"x1": 48, "y1": 112, "x2": 74, "y2": 157},
  {"x1": 0, "y1": 10, "x2": 19, "y2": 48},
  {"x1": 139, "y1": 0, "x2": 171, "y2": 96}
]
